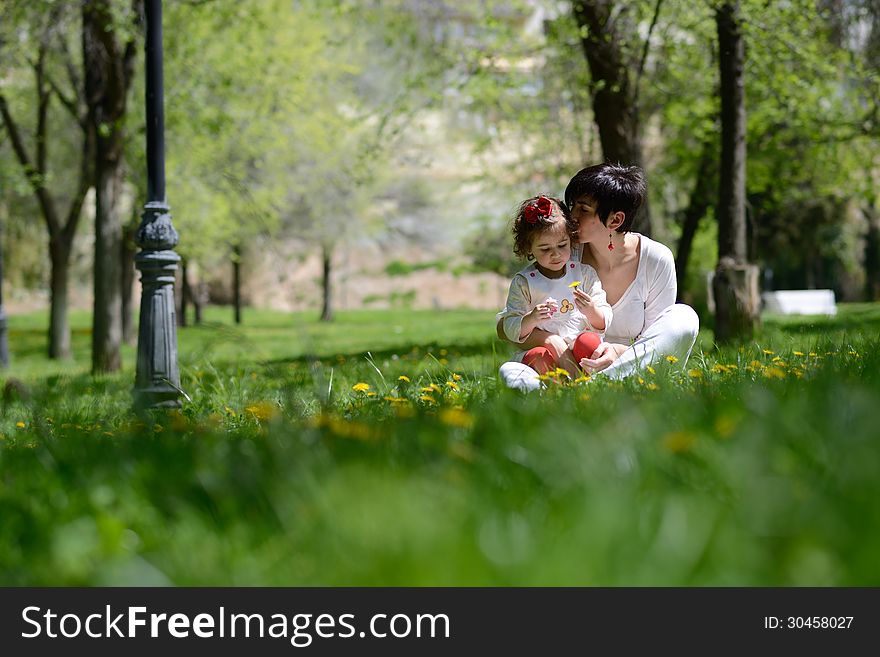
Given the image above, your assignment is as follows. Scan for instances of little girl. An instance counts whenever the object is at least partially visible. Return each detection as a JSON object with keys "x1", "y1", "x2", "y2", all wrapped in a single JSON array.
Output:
[{"x1": 496, "y1": 195, "x2": 612, "y2": 376}]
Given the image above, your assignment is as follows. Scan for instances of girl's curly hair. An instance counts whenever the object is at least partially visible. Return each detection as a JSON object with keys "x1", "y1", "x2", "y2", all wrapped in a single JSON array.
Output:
[{"x1": 512, "y1": 195, "x2": 577, "y2": 260}]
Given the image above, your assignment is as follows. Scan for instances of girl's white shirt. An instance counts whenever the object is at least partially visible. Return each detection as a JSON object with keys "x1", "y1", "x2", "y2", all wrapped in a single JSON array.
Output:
[
  {"x1": 496, "y1": 258, "x2": 612, "y2": 350},
  {"x1": 570, "y1": 233, "x2": 677, "y2": 346}
]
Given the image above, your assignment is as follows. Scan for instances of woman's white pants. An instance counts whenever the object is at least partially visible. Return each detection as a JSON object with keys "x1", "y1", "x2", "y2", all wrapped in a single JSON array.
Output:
[{"x1": 498, "y1": 304, "x2": 700, "y2": 392}]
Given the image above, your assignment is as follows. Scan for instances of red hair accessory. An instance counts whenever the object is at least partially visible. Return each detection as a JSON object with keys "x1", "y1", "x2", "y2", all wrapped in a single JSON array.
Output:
[{"x1": 523, "y1": 196, "x2": 553, "y2": 224}]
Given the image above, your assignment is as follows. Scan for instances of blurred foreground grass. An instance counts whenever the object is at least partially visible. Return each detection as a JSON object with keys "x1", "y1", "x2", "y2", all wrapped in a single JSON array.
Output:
[{"x1": 1, "y1": 304, "x2": 879, "y2": 585}]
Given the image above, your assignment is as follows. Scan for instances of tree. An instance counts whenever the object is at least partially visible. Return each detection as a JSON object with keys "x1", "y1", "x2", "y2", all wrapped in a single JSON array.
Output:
[
  {"x1": 712, "y1": 0, "x2": 759, "y2": 342},
  {"x1": 570, "y1": 0, "x2": 660, "y2": 236},
  {"x1": 82, "y1": 0, "x2": 140, "y2": 373},
  {"x1": 0, "y1": 1, "x2": 93, "y2": 359}
]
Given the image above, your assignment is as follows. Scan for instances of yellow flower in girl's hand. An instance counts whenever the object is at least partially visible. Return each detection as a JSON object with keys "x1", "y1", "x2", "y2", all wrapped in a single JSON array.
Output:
[{"x1": 568, "y1": 281, "x2": 582, "y2": 288}]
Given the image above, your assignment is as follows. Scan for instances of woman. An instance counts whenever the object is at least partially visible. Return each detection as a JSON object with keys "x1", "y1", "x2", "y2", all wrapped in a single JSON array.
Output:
[{"x1": 498, "y1": 163, "x2": 699, "y2": 392}]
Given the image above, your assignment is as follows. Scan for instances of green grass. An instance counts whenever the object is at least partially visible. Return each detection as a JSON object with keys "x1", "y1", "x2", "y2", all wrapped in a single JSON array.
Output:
[{"x1": 1, "y1": 304, "x2": 879, "y2": 585}]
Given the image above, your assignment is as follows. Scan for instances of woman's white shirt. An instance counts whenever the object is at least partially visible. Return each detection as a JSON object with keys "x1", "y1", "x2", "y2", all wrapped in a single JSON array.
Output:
[{"x1": 571, "y1": 233, "x2": 676, "y2": 346}]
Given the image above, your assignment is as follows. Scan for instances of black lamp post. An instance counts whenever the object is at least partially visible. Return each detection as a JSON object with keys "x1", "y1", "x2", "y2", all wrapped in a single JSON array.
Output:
[{"x1": 133, "y1": 0, "x2": 181, "y2": 408}]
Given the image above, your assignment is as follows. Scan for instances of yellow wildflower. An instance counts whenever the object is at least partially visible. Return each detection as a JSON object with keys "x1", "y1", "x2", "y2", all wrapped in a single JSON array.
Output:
[
  {"x1": 793, "y1": 351, "x2": 805, "y2": 357},
  {"x1": 398, "y1": 375, "x2": 410, "y2": 383},
  {"x1": 15, "y1": 421, "x2": 26, "y2": 429},
  {"x1": 646, "y1": 366, "x2": 655, "y2": 375},
  {"x1": 420, "y1": 383, "x2": 442, "y2": 394},
  {"x1": 662, "y1": 431, "x2": 696, "y2": 454},
  {"x1": 637, "y1": 377, "x2": 645, "y2": 385},
  {"x1": 419, "y1": 394, "x2": 437, "y2": 404},
  {"x1": 568, "y1": 281, "x2": 582, "y2": 288},
  {"x1": 573, "y1": 375, "x2": 590, "y2": 384},
  {"x1": 688, "y1": 369, "x2": 703, "y2": 378},
  {"x1": 646, "y1": 383, "x2": 660, "y2": 391},
  {"x1": 446, "y1": 381, "x2": 459, "y2": 390},
  {"x1": 451, "y1": 373, "x2": 462, "y2": 381},
  {"x1": 714, "y1": 415, "x2": 737, "y2": 438},
  {"x1": 352, "y1": 382, "x2": 371, "y2": 393},
  {"x1": 762, "y1": 349, "x2": 775, "y2": 355},
  {"x1": 245, "y1": 402, "x2": 276, "y2": 422},
  {"x1": 439, "y1": 408, "x2": 474, "y2": 429},
  {"x1": 665, "y1": 355, "x2": 679, "y2": 364},
  {"x1": 763, "y1": 366, "x2": 786, "y2": 379},
  {"x1": 383, "y1": 396, "x2": 408, "y2": 404}
]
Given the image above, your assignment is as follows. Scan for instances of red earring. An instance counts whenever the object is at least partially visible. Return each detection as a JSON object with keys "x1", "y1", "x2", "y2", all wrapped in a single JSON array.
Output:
[{"x1": 608, "y1": 232, "x2": 614, "y2": 251}]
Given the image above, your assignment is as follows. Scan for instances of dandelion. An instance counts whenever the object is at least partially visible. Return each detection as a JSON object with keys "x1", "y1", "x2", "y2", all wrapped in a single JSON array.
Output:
[
  {"x1": 763, "y1": 366, "x2": 786, "y2": 379},
  {"x1": 398, "y1": 375, "x2": 410, "y2": 383},
  {"x1": 554, "y1": 367, "x2": 570, "y2": 378},
  {"x1": 419, "y1": 394, "x2": 437, "y2": 404},
  {"x1": 574, "y1": 374, "x2": 590, "y2": 384},
  {"x1": 383, "y1": 396, "x2": 408, "y2": 403},
  {"x1": 245, "y1": 402, "x2": 276, "y2": 422},
  {"x1": 352, "y1": 382, "x2": 371, "y2": 393},
  {"x1": 15, "y1": 421, "x2": 25, "y2": 429},
  {"x1": 714, "y1": 416, "x2": 737, "y2": 438},
  {"x1": 688, "y1": 369, "x2": 703, "y2": 379},
  {"x1": 439, "y1": 408, "x2": 474, "y2": 429},
  {"x1": 848, "y1": 350, "x2": 860, "y2": 358},
  {"x1": 808, "y1": 352, "x2": 818, "y2": 357},
  {"x1": 646, "y1": 366, "x2": 655, "y2": 375},
  {"x1": 420, "y1": 383, "x2": 441, "y2": 394},
  {"x1": 665, "y1": 355, "x2": 679, "y2": 364},
  {"x1": 646, "y1": 383, "x2": 660, "y2": 391},
  {"x1": 662, "y1": 431, "x2": 696, "y2": 453},
  {"x1": 224, "y1": 406, "x2": 236, "y2": 416},
  {"x1": 366, "y1": 392, "x2": 377, "y2": 397},
  {"x1": 451, "y1": 373, "x2": 462, "y2": 381},
  {"x1": 793, "y1": 351, "x2": 805, "y2": 357},
  {"x1": 637, "y1": 377, "x2": 645, "y2": 385},
  {"x1": 762, "y1": 349, "x2": 775, "y2": 355},
  {"x1": 446, "y1": 381, "x2": 459, "y2": 391}
]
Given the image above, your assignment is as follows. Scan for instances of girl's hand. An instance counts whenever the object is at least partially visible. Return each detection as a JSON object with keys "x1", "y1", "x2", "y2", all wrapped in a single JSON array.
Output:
[
  {"x1": 572, "y1": 287, "x2": 595, "y2": 313},
  {"x1": 529, "y1": 300, "x2": 557, "y2": 322},
  {"x1": 579, "y1": 342, "x2": 624, "y2": 373}
]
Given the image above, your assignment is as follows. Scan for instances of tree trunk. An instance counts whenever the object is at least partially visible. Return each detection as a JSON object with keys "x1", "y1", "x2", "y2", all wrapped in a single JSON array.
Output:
[
  {"x1": 48, "y1": 239, "x2": 73, "y2": 359},
  {"x1": 121, "y1": 217, "x2": 138, "y2": 344},
  {"x1": 714, "y1": 0, "x2": 759, "y2": 343},
  {"x1": 864, "y1": 206, "x2": 880, "y2": 301},
  {"x1": 0, "y1": 214, "x2": 8, "y2": 369},
  {"x1": 571, "y1": 0, "x2": 652, "y2": 236},
  {"x1": 320, "y1": 244, "x2": 333, "y2": 322},
  {"x1": 232, "y1": 243, "x2": 242, "y2": 324},
  {"x1": 675, "y1": 140, "x2": 717, "y2": 301},
  {"x1": 91, "y1": 160, "x2": 124, "y2": 373},
  {"x1": 83, "y1": 0, "x2": 137, "y2": 373}
]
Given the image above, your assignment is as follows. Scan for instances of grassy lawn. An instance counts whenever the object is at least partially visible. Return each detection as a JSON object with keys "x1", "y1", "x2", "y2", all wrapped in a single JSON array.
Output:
[{"x1": 1, "y1": 304, "x2": 879, "y2": 585}]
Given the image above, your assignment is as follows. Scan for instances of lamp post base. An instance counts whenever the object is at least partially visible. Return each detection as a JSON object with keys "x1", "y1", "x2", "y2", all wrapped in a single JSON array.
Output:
[{"x1": 133, "y1": 202, "x2": 181, "y2": 410}]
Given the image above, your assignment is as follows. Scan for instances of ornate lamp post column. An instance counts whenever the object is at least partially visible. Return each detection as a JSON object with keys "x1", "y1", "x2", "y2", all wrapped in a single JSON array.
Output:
[{"x1": 133, "y1": 0, "x2": 181, "y2": 408}]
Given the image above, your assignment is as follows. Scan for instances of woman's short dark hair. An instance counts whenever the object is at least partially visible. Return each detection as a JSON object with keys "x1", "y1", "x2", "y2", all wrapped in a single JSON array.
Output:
[
  {"x1": 512, "y1": 196, "x2": 576, "y2": 260},
  {"x1": 564, "y1": 163, "x2": 646, "y2": 233}
]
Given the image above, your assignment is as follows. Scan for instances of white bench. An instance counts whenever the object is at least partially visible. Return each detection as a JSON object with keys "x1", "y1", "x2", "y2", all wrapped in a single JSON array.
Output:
[{"x1": 761, "y1": 289, "x2": 837, "y2": 316}]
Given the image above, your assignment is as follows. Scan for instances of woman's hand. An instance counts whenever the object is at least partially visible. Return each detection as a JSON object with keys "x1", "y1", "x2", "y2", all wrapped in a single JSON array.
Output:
[{"x1": 579, "y1": 342, "x2": 626, "y2": 373}]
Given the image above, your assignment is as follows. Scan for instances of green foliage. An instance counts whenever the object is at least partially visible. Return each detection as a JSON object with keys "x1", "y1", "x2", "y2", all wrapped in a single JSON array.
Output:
[{"x1": 3, "y1": 304, "x2": 880, "y2": 584}]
